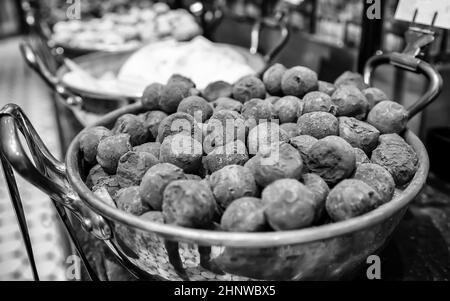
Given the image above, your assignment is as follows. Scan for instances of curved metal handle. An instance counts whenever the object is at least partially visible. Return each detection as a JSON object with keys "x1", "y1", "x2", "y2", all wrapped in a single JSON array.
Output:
[
  {"x1": 0, "y1": 103, "x2": 111, "y2": 240},
  {"x1": 19, "y1": 41, "x2": 83, "y2": 106},
  {"x1": 363, "y1": 53, "x2": 443, "y2": 118},
  {"x1": 0, "y1": 103, "x2": 151, "y2": 280},
  {"x1": 250, "y1": 11, "x2": 290, "y2": 65}
]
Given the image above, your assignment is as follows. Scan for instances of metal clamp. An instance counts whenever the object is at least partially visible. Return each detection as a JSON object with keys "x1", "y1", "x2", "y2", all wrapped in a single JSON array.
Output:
[
  {"x1": 363, "y1": 26, "x2": 443, "y2": 118},
  {"x1": 0, "y1": 104, "x2": 111, "y2": 280}
]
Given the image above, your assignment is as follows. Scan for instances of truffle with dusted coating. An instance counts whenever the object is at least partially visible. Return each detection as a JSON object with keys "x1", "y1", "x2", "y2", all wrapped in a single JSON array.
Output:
[
  {"x1": 247, "y1": 122, "x2": 289, "y2": 154},
  {"x1": 87, "y1": 165, "x2": 120, "y2": 196},
  {"x1": 212, "y1": 97, "x2": 243, "y2": 112},
  {"x1": 297, "y1": 112, "x2": 339, "y2": 139},
  {"x1": 140, "y1": 110, "x2": 168, "y2": 141},
  {"x1": 289, "y1": 135, "x2": 318, "y2": 169},
  {"x1": 116, "y1": 186, "x2": 150, "y2": 216},
  {"x1": 274, "y1": 96, "x2": 302, "y2": 123},
  {"x1": 159, "y1": 134, "x2": 203, "y2": 173},
  {"x1": 367, "y1": 100, "x2": 409, "y2": 134},
  {"x1": 318, "y1": 80, "x2": 336, "y2": 96},
  {"x1": 241, "y1": 98, "x2": 276, "y2": 126},
  {"x1": 302, "y1": 173, "x2": 329, "y2": 220},
  {"x1": 79, "y1": 126, "x2": 112, "y2": 164},
  {"x1": 93, "y1": 186, "x2": 117, "y2": 208},
  {"x1": 262, "y1": 63, "x2": 287, "y2": 96},
  {"x1": 220, "y1": 197, "x2": 266, "y2": 232},
  {"x1": 86, "y1": 165, "x2": 120, "y2": 197},
  {"x1": 141, "y1": 83, "x2": 164, "y2": 110},
  {"x1": 331, "y1": 85, "x2": 369, "y2": 120},
  {"x1": 306, "y1": 136, "x2": 356, "y2": 185},
  {"x1": 281, "y1": 66, "x2": 318, "y2": 98},
  {"x1": 302, "y1": 91, "x2": 337, "y2": 115},
  {"x1": 139, "y1": 163, "x2": 186, "y2": 210},
  {"x1": 232, "y1": 75, "x2": 266, "y2": 103},
  {"x1": 209, "y1": 165, "x2": 258, "y2": 209},
  {"x1": 354, "y1": 163, "x2": 395, "y2": 204},
  {"x1": 371, "y1": 134, "x2": 418, "y2": 186},
  {"x1": 117, "y1": 151, "x2": 159, "y2": 187},
  {"x1": 203, "y1": 110, "x2": 246, "y2": 153},
  {"x1": 177, "y1": 96, "x2": 213, "y2": 122},
  {"x1": 203, "y1": 140, "x2": 249, "y2": 173},
  {"x1": 112, "y1": 114, "x2": 149, "y2": 146},
  {"x1": 167, "y1": 74, "x2": 195, "y2": 88},
  {"x1": 203, "y1": 80, "x2": 233, "y2": 102},
  {"x1": 86, "y1": 164, "x2": 109, "y2": 188},
  {"x1": 280, "y1": 123, "x2": 300, "y2": 138},
  {"x1": 363, "y1": 87, "x2": 389, "y2": 109},
  {"x1": 338, "y1": 116, "x2": 380, "y2": 154},
  {"x1": 96, "y1": 134, "x2": 132, "y2": 174},
  {"x1": 334, "y1": 71, "x2": 368, "y2": 91},
  {"x1": 262, "y1": 179, "x2": 315, "y2": 230},
  {"x1": 354, "y1": 147, "x2": 371, "y2": 166},
  {"x1": 326, "y1": 179, "x2": 381, "y2": 221},
  {"x1": 162, "y1": 180, "x2": 216, "y2": 228},
  {"x1": 133, "y1": 142, "x2": 161, "y2": 159},
  {"x1": 156, "y1": 112, "x2": 201, "y2": 143},
  {"x1": 252, "y1": 142, "x2": 303, "y2": 187},
  {"x1": 159, "y1": 81, "x2": 192, "y2": 113}
]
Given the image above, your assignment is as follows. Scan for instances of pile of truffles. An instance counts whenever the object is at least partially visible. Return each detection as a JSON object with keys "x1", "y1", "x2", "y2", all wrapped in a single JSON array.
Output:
[{"x1": 80, "y1": 66, "x2": 419, "y2": 233}]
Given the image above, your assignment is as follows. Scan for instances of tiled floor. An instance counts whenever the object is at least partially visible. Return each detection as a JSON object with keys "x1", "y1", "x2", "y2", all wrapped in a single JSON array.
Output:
[{"x1": 0, "y1": 37, "x2": 69, "y2": 280}]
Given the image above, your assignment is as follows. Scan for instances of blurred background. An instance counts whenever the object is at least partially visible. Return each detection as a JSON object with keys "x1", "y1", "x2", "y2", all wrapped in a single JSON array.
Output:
[{"x1": 0, "y1": 0, "x2": 449, "y2": 281}]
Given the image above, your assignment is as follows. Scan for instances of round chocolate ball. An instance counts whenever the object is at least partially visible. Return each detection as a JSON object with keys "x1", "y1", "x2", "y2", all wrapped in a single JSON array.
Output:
[
  {"x1": 116, "y1": 186, "x2": 151, "y2": 216},
  {"x1": 220, "y1": 197, "x2": 266, "y2": 232},
  {"x1": 302, "y1": 91, "x2": 337, "y2": 115},
  {"x1": 306, "y1": 136, "x2": 356, "y2": 185},
  {"x1": 297, "y1": 112, "x2": 339, "y2": 139},
  {"x1": 177, "y1": 96, "x2": 213, "y2": 123},
  {"x1": 331, "y1": 85, "x2": 369, "y2": 120},
  {"x1": 262, "y1": 63, "x2": 287, "y2": 96},
  {"x1": 112, "y1": 114, "x2": 149, "y2": 146},
  {"x1": 117, "y1": 151, "x2": 159, "y2": 187},
  {"x1": 159, "y1": 134, "x2": 203, "y2": 173},
  {"x1": 141, "y1": 83, "x2": 164, "y2": 110},
  {"x1": 281, "y1": 66, "x2": 318, "y2": 98},
  {"x1": 209, "y1": 165, "x2": 258, "y2": 209},
  {"x1": 338, "y1": 116, "x2": 380, "y2": 154},
  {"x1": 262, "y1": 179, "x2": 316, "y2": 230},
  {"x1": 274, "y1": 96, "x2": 302, "y2": 123},
  {"x1": 79, "y1": 126, "x2": 112, "y2": 164},
  {"x1": 353, "y1": 163, "x2": 395, "y2": 204},
  {"x1": 139, "y1": 163, "x2": 186, "y2": 210},
  {"x1": 326, "y1": 179, "x2": 381, "y2": 221},
  {"x1": 96, "y1": 134, "x2": 132, "y2": 174},
  {"x1": 232, "y1": 75, "x2": 266, "y2": 103},
  {"x1": 203, "y1": 80, "x2": 233, "y2": 102},
  {"x1": 367, "y1": 100, "x2": 409, "y2": 134},
  {"x1": 162, "y1": 180, "x2": 216, "y2": 228}
]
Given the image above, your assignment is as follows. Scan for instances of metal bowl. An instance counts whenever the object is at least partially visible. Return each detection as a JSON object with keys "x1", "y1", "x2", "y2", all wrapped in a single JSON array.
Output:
[
  {"x1": 0, "y1": 100, "x2": 432, "y2": 280},
  {"x1": 1, "y1": 38, "x2": 442, "y2": 281}
]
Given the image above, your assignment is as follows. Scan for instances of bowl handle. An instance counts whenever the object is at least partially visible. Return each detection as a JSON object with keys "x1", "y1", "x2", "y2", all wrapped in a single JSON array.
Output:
[
  {"x1": 19, "y1": 40, "x2": 83, "y2": 107},
  {"x1": 0, "y1": 103, "x2": 148, "y2": 280},
  {"x1": 363, "y1": 27, "x2": 443, "y2": 118},
  {"x1": 250, "y1": 10, "x2": 290, "y2": 65}
]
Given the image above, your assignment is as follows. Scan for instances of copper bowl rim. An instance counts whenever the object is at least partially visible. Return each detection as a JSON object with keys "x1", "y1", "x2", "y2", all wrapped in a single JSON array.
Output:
[{"x1": 66, "y1": 103, "x2": 429, "y2": 248}]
